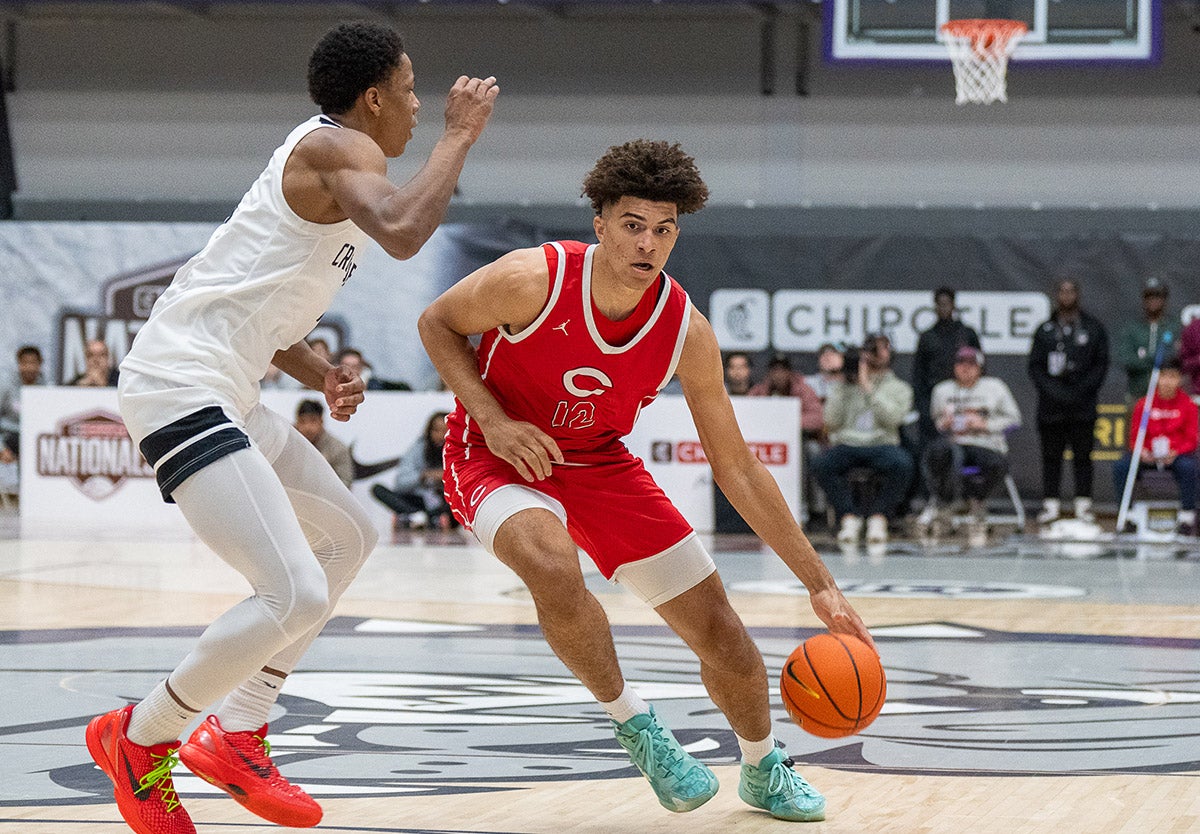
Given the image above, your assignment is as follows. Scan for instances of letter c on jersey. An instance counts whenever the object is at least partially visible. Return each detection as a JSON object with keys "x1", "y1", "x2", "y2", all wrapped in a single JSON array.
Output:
[{"x1": 562, "y1": 367, "x2": 613, "y2": 398}]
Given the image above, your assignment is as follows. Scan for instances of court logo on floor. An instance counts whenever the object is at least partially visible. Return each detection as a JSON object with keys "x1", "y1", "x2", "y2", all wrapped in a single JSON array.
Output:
[
  {"x1": 731, "y1": 579, "x2": 1087, "y2": 600},
  {"x1": 11, "y1": 618, "x2": 1200, "y2": 806}
]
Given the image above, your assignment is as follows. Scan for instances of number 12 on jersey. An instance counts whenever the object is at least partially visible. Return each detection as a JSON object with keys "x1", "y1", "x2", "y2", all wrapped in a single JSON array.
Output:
[{"x1": 552, "y1": 401, "x2": 596, "y2": 429}]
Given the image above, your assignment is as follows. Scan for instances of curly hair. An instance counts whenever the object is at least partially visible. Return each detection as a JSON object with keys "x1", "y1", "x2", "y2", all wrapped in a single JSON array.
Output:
[
  {"x1": 308, "y1": 22, "x2": 405, "y2": 115},
  {"x1": 582, "y1": 140, "x2": 709, "y2": 216}
]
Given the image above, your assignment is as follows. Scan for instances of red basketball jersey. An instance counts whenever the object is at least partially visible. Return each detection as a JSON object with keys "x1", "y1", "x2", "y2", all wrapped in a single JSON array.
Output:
[{"x1": 446, "y1": 240, "x2": 691, "y2": 464}]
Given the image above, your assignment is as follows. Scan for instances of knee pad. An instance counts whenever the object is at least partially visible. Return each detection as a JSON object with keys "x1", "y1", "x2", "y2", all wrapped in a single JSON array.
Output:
[{"x1": 270, "y1": 562, "x2": 331, "y2": 640}]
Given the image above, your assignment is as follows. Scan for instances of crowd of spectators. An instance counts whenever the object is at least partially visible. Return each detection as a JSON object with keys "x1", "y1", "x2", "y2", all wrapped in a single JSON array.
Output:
[
  {"x1": 723, "y1": 277, "x2": 1200, "y2": 543},
  {"x1": 8, "y1": 276, "x2": 1200, "y2": 542}
]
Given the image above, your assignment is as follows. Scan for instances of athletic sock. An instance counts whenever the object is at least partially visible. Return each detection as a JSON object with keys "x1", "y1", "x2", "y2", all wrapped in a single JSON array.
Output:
[
  {"x1": 599, "y1": 683, "x2": 650, "y2": 724},
  {"x1": 126, "y1": 678, "x2": 200, "y2": 747},
  {"x1": 217, "y1": 667, "x2": 289, "y2": 732},
  {"x1": 737, "y1": 732, "x2": 778, "y2": 767}
]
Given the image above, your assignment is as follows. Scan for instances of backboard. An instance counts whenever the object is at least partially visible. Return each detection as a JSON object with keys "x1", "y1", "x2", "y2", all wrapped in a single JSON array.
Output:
[{"x1": 825, "y1": 0, "x2": 1160, "y2": 62}]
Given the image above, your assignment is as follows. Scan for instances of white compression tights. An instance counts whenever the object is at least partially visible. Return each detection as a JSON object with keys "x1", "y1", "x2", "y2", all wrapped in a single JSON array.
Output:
[{"x1": 163, "y1": 427, "x2": 378, "y2": 717}]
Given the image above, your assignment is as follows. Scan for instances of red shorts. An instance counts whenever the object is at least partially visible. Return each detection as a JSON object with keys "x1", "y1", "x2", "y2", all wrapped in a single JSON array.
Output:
[{"x1": 443, "y1": 441, "x2": 694, "y2": 579}]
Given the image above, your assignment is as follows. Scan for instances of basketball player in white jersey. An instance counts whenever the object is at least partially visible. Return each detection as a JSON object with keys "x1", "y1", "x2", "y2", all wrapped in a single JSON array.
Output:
[
  {"x1": 420, "y1": 140, "x2": 874, "y2": 822},
  {"x1": 84, "y1": 22, "x2": 498, "y2": 834}
]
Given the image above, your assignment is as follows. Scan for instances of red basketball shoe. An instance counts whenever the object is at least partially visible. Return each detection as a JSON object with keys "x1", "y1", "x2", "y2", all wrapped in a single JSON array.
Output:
[
  {"x1": 178, "y1": 715, "x2": 322, "y2": 828},
  {"x1": 85, "y1": 705, "x2": 196, "y2": 834}
]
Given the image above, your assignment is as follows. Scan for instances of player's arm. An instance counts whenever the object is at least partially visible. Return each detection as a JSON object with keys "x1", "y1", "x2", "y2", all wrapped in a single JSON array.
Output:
[
  {"x1": 675, "y1": 308, "x2": 875, "y2": 650},
  {"x1": 271, "y1": 340, "x2": 365, "y2": 422},
  {"x1": 418, "y1": 247, "x2": 564, "y2": 481},
  {"x1": 305, "y1": 77, "x2": 497, "y2": 260}
]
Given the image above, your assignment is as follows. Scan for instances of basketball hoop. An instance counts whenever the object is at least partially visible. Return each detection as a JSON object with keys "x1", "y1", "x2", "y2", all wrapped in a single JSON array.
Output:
[{"x1": 940, "y1": 19, "x2": 1028, "y2": 105}]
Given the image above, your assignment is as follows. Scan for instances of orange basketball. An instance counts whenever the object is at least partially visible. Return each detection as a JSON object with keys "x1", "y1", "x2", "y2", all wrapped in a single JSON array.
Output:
[{"x1": 780, "y1": 633, "x2": 885, "y2": 738}]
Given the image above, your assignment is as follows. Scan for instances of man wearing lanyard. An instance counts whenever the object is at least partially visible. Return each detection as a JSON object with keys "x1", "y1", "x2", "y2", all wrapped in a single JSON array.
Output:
[{"x1": 1027, "y1": 277, "x2": 1110, "y2": 525}]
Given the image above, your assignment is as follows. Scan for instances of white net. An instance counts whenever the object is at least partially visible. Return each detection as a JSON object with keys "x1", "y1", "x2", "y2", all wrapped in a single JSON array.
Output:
[{"x1": 941, "y1": 19, "x2": 1028, "y2": 105}]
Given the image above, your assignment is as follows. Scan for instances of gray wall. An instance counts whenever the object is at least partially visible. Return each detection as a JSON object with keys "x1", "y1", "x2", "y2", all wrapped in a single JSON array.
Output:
[{"x1": 6, "y1": 1, "x2": 1200, "y2": 217}]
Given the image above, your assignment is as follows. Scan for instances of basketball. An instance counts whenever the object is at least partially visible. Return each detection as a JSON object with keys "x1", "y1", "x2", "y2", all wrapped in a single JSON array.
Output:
[{"x1": 780, "y1": 634, "x2": 885, "y2": 738}]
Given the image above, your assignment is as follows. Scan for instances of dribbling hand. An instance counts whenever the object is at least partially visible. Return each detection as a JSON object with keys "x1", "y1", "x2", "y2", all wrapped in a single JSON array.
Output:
[
  {"x1": 325, "y1": 364, "x2": 365, "y2": 422},
  {"x1": 809, "y1": 586, "x2": 877, "y2": 654}
]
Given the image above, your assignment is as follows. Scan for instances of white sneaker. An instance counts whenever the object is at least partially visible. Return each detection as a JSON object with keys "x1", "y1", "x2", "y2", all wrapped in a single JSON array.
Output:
[
  {"x1": 914, "y1": 504, "x2": 937, "y2": 540},
  {"x1": 1073, "y1": 497, "x2": 1095, "y2": 523},
  {"x1": 866, "y1": 514, "x2": 888, "y2": 544},
  {"x1": 966, "y1": 520, "x2": 988, "y2": 549},
  {"x1": 1037, "y1": 498, "x2": 1061, "y2": 525},
  {"x1": 837, "y1": 515, "x2": 863, "y2": 545}
]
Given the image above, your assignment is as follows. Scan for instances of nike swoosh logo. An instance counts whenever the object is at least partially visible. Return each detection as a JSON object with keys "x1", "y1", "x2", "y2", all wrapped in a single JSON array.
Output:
[
  {"x1": 784, "y1": 661, "x2": 822, "y2": 700},
  {"x1": 122, "y1": 752, "x2": 152, "y2": 801},
  {"x1": 351, "y1": 453, "x2": 401, "y2": 481},
  {"x1": 233, "y1": 747, "x2": 275, "y2": 779}
]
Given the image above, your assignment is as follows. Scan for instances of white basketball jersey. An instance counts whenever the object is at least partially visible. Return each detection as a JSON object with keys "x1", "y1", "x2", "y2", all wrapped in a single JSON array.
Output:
[{"x1": 122, "y1": 115, "x2": 369, "y2": 413}]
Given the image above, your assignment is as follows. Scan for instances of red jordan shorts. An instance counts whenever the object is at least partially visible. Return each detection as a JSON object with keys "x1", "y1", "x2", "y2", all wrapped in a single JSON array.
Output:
[{"x1": 444, "y1": 441, "x2": 695, "y2": 579}]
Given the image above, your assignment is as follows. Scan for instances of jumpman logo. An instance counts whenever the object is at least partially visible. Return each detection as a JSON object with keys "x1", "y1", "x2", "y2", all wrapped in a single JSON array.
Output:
[{"x1": 553, "y1": 320, "x2": 570, "y2": 336}]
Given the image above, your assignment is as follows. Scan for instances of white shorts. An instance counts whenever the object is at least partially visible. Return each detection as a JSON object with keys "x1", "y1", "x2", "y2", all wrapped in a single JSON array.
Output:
[
  {"x1": 472, "y1": 483, "x2": 716, "y2": 608},
  {"x1": 119, "y1": 370, "x2": 291, "y2": 502}
]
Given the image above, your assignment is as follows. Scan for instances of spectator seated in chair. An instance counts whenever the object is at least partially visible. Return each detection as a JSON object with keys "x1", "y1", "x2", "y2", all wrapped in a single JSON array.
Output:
[
  {"x1": 916, "y1": 346, "x2": 1022, "y2": 547},
  {"x1": 1111, "y1": 357, "x2": 1197, "y2": 536},
  {"x1": 372, "y1": 410, "x2": 455, "y2": 530},
  {"x1": 294, "y1": 399, "x2": 354, "y2": 488},
  {"x1": 70, "y1": 339, "x2": 120, "y2": 387},
  {"x1": 0, "y1": 432, "x2": 18, "y2": 506},
  {"x1": 0, "y1": 345, "x2": 46, "y2": 498},
  {"x1": 811, "y1": 334, "x2": 914, "y2": 546},
  {"x1": 336, "y1": 347, "x2": 412, "y2": 391}
]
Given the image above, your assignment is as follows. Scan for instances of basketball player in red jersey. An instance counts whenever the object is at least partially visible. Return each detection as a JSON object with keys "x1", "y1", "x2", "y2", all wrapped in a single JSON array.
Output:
[{"x1": 419, "y1": 140, "x2": 874, "y2": 822}]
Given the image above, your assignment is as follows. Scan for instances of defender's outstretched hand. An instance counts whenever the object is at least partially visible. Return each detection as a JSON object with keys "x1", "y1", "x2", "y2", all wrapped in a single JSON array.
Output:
[{"x1": 445, "y1": 75, "x2": 499, "y2": 144}]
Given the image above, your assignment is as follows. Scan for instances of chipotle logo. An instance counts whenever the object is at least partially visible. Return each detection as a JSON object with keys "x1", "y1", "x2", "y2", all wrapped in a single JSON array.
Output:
[
  {"x1": 36, "y1": 410, "x2": 154, "y2": 500},
  {"x1": 649, "y1": 440, "x2": 788, "y2": 465}
]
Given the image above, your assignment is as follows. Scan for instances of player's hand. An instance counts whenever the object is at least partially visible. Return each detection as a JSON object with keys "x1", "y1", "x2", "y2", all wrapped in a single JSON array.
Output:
[
  {"x1": 808, "y1": 586, "x2": 877, "y2": 653},
  {"x1": 444, "y1": 75, "x2": 499, "y2": 144},
  {"x1": 483, "y1": 417, "x2": 563, "y2": 482},
  {"x1": 324, "y1": 364, "x2": 365, "y2": 422}
]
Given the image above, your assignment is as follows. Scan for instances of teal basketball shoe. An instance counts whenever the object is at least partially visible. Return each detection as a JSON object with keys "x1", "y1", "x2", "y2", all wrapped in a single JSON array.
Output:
[{"x1": 612, "y1": 707, "x2": 719, "y2": 812}]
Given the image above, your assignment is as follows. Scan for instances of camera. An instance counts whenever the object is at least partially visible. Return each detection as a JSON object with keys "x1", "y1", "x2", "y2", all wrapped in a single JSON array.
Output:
[
  {"x1": 843, "y1": 334, "x2": 885, "y2": 383},
  {"x1": 842, "y1": 346, "x2": 862, "y2": 381}
]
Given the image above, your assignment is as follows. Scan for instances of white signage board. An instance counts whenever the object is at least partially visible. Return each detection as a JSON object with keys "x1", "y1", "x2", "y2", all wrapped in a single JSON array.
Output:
[
  {"x1": 20, "y1": 387, "x2": 454, "y2": 539},
  {"x1": 625, "y1": 395, "x2": 801, "y2": 533},
  {"x1": 20, "y1": 389, "x2": 798, "y2": 539},
  {"x1": 711, "y1": 288, "x2": 1051, "y2": 356}
]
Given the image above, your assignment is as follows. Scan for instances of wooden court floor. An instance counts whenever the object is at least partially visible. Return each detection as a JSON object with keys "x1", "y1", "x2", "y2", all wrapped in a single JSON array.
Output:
[{"x1": 1, "y1": 510, "x2": 1199, "y2": 833}]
